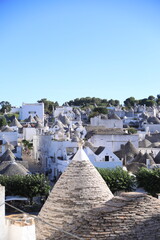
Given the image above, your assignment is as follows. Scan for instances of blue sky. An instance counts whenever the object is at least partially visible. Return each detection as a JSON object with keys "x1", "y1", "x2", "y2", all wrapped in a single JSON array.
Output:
[{"x1": 0, "y1": 0, "x2": 160, "y2": 106}]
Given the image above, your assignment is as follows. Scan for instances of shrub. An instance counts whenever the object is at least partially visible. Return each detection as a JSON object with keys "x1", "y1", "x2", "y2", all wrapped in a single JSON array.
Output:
[
  {"x1": 136, "y1": 167, "x2": 160, "y2": 197},
  {"x1": 127, "y1": 127, "x2": 137, "y2": 134},
  {"x1": 0, "y1": 116, "x2": 7, "y2": 128},
  {"x1": 97, "y1": 167, "x2": 136, "y2": 193},
  {"x1": 0, "y1": 174, "x2": 51, "y2": 204}
]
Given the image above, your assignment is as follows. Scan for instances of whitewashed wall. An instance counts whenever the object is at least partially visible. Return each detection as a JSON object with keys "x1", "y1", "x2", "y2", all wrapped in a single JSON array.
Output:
[
  {"x1": 20, "y1": 103, "x2": 44, "y2": 123},
  {"x1": 143, "y1": 124, "x2": 160, "y2": 134},
  {"x1": 53, "y1": 106, "x2": 73, "y2": 118},
  {"x1": 0, "y1": 132, "x2": 18, "y2": 145},
  {"x1": 0, "y1": 185, "x2": 6, "y2": 240},
  {"x1": 90, "y1": 116, "x2": 123, "y2": 128},
  {"x1": 23, "y1": 128, "x2": 37, "y2": 141},
  {"x1": 90, "y1": 160, "x2": 122, "y2": 168},
  {"x1": 89, "y1": 134, "x2": 139, "y2": 152}
]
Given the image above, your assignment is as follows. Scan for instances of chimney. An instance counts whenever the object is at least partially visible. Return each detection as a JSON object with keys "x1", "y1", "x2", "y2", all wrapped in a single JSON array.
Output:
[{"x1": 146, "y1": 159, "x2": 151, "y2": 168}]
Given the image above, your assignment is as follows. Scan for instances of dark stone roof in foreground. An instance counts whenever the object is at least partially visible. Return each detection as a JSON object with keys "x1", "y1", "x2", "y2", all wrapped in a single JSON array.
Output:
[{"x1": 51, "y1": 192, "x2": 160, "y2": 240}]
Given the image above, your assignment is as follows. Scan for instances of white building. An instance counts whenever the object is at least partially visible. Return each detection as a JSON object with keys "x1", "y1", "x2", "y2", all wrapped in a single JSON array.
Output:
[
  {"x1": 23, "y1": 127, "x2": 37, "y2": 141},
  {"x1": 53, "y1": 106, "x2": 73, "y2": 118},
  {"x1": 142, "y1": 123, "x2": 160, "y2": 134},
  {"x1": 86, "y1": 127, "x2": 139, "y2": 152},
  {"x1": 11, "y1": 103, "x2": 44, "y2": 124},
  {"x1": 33, "y1": 131, "x2": 122, "y2": 180},
  {"x1": 84, "y1": 146, "x2": 122, "y2": 168},
  {"x1": 33, "y1": 134, "x2": 78, "y2": 178},
  {"x1": 90, "y1": 115, "x2": 123, "y2": 128},
  {"x1": 20, "y1": 103, "x2": 44, "y2": 123}
]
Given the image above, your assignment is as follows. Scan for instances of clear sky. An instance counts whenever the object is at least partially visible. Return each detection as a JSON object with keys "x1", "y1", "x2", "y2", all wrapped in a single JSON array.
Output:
[{"x1": 0, "y1": 0, "x2": 160, "y2": 106}]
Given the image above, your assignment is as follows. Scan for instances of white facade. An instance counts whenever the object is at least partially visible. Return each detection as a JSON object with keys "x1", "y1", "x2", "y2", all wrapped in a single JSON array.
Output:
[
  {"x1": 89, "y1": 134, "x2": 139, "y2": 152},
  {"x1": 137, "y1": 130, "x2": 147, "y2": 141},
  {"x1": 23, "y1": 128, "x2": 37, "y2": 141},
  {"x1": 33, "y1": 133, "x2": 123, "y2": 179},
  {"x1": 90, "y1": 116, "x2": 123, "y2": 128},
  {"x1": 143, "y1": 123, "x2": 160, "y2": 134},
  {"x1": 0, "y1": 132, "x2": 18, "y2": 146},
  {"x1": 0, "y1": 185, "x2": 6, "y2": 240},
  {"x1": 33, "y1": 134, "x2": 78, "y2": 175},
  {"x1": 84, "y1": 147, "x2": 122, "y2": 168},
  {"x1": 53, "y1": 106, "x2": 73, "y2": 118},
  {"x1": 19, "y1": 103, "x2": 44, "y2": 123}
]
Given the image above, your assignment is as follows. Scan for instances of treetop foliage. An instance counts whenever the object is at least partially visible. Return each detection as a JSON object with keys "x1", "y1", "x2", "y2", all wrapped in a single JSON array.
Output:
[
  {"x1": 136, "y1": 167, "x2": 160, "y2": 197},
  {"x1": 67, "y1": 97, "x2": 120, "y2": 107},
  {"x1": 37, "y1": 98, "x2": 59, "y2": 114},
  {"x1": 0, "y1": 101, "x2": 11, "y2": 113},
  {"x1": 0, "y1": 174, "x2": 51, "y2": 204},
  {"x1": 124, "y1": 95, "x2": 160, "y2": 108},
  {"x1": 0, "y1": 116, "x2": 7, "y2": 128},
  {"x1": 97, "y1": 167, "x2": 136, "y2": 193}
]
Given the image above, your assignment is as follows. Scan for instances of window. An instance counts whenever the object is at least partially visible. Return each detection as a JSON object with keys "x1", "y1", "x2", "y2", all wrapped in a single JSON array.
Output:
[
  {"x1": 105, "y1": 156, "x2": 109, "y2": 161},
  {"x1": 28, "y1": 111, "x2": 36, "y2": 114}
]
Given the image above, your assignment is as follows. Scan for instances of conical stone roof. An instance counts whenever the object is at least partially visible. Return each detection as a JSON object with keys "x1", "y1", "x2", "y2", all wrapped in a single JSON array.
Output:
[
  {"x1": 58, "y1": 114, "x2": 70, "y2": 125},
  {"x1": 35, "y1": 121, "x2": 43, "y2": 128},
  {"x1": 1, "y1": 161, "x2": 29, "y2": 176},
  {"x1": 126, "y1": 162, "x2": 146, "y2": 174},
  {"x1": 52, "y1": 119, "x2": 65, "y2": 129},
  {"x1": 138, "y1": 152, "x2": 155, "y2": 165},
  {"x1": 36, "y1": 147, "x2": 113, "y2": 240},
  {"x1": 10, "y1": 117, "x2": 22, "y2": 128},
  {"x1": 147, "y1": 116, "x2": 160, "y2": 124},
  {"x1": 25, "y1": 115, "x2": 36, "y2": 123},
  {"x1": 120, "y1": 141, "x2": 139, "y2": 162},
  {"x1": 150, "y1": 142, "x2": 160, "y2": 148},
  {"x1": 132, "y1": 151, "x2": 143, "y2": 163},
  {"x1": 34, "y1": 115, "x2": 41, "y2": 122},
  {"x1": 1, "y1": 125, "x2": 13, "y2": 132},
  {"x1": 108, "y1": 113, "x2": 121, "y2": 120},
  {"x1": 123, "y1": 141, "x2": 139, "y2": 155},
  {"x1": 3, "y1": 142, "x2": 14, "y2": 150},
  {"x1": 154, "y1": 151, "x2": 160, "y2": 164},
  {"x1": 0, "y1": 149, "x2": 15, "y2": 162},
  {"x1": 139, "y1": 139, "x2": 151, "y2": 148}
]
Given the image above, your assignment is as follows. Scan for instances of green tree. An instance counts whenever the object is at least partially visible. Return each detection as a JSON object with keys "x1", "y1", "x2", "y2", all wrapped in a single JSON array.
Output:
[
  {"x1": 0, "y1": 101, "x2": 11, "y2": 113},
  {"x1": 124, "y1": 97, "x2": 136, "y2": 108},
  {"x1": 97, "y1": 167, "x2": 136, "y2": 193},
  {"x1": 136, "y1": 168, "x2": 160, "y2": 197},
  {"x1": 148, "y1": 95, "x2": 155, "y2": 101},
  {"x1": 0, "y1": 174, "x2": 50, "y2": 204},
  {"x1": 108, "y1": 99, "x2": 120, "y2": 106},
  {"x1": 0, "y1": 116, "x2": 7, "y2": 128},
  {"x1": 127, "y1": 127, "x2": 137, "y2": 134},
  {"x1": 93, "y1": 107, "x2": 108, "y2": 114},
  {"x1": 146, "y1": 100, "x2": 155, "y2": 107},
  {"x1": 37, "y1": 98, "x2": 59, "y2": 115},
  {"x1": 22, "y1": 174, "x2": 50, "y2": 204},
  {"x1": 156, "y1": 94, "x2": 160, "y2": 105}
]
